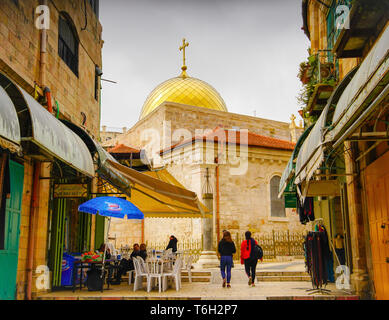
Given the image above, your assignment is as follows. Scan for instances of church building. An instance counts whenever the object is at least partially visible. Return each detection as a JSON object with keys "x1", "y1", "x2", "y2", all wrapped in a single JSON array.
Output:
[{"x1": 107, "y1": 39, "x2": 307, "y2": 248}]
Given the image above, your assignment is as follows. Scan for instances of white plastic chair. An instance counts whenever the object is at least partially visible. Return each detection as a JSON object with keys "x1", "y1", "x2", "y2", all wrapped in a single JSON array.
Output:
[
  {"x1": 137, "y1": 256, "x2": 150, "y2": 274},
  {"x1": 163, "y1": 256, "x2": 183, "y2": 291},
  {"x1": 147, "y1": 259, "x2": 164, "y2": 293},
  {"x1": 133, "y1": 257, "x2": 149, "y2": 292},
  {"x1": 127, "y1": 258, "x2": 135, "y2": 285}
]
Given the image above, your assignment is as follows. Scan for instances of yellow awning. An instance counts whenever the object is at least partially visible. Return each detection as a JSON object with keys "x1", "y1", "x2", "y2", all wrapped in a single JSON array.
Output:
[{"x1": 105, "y1": 160, "x2": 210, "y2": 218}]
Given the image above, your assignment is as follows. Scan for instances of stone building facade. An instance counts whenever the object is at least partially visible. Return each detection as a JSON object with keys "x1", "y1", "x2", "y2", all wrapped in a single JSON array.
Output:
[
  {"x1": 108, "y1": 101, "x2": 307, "y2": 249},
  {"x1": 100, "y1": 125, "x2": 127, "y2": 148},
  {"x1": 298, "y1": 0, "x2": 389, "y2": 299},
  {"x1": 0, "y1": 0, "x2": 102, "y2": 299}
]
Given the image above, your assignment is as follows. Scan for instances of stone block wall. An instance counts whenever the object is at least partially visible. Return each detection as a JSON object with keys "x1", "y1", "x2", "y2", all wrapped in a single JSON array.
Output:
[
  {"x1": 0, "y1": 0, "x2": 102, "y2": 137},
  {"x1": 115, "y1": 102, "x2": 292, "y2": 162},
  {"x1": 16, "y1": 161, "x2": 51, "y2": 300},
  {"x1": 0, "y1": 0, "x2": 103, "y2": 299}
]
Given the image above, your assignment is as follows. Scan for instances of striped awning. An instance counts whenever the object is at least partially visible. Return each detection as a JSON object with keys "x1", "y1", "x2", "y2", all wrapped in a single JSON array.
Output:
[{"x1": 330, "y1": 24, "x2": 389, "y2": 147}]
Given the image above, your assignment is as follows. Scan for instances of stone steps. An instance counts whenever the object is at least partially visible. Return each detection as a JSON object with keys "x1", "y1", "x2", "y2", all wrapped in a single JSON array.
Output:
[
  {"x1": 256, "y1": 271, "x2": 311, "y2": 282},
  {"x1": 182, "y1": 271, "x2": 211, "y2": 277},
  {"x1": 181, "y1": 277, "x2": 211, "y2": 283},
  {"x1": 181, "y1": 270, "x2": 211, "y2": 282}
]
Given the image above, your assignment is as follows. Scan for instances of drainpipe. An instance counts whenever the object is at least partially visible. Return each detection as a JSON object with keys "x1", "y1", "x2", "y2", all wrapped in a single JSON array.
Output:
[
  {"x1": 39, "y1": 0, "x2": 47, "y2": 89},
  {"x1": 44, "y1": 87, "x2": 52, "y2": 113},
  {"x1": 39, "y1": 0, "x2": 54, "y2": 114},
  {"x1": 26, "y1": 162, "x2": 41, "y2": 300}
]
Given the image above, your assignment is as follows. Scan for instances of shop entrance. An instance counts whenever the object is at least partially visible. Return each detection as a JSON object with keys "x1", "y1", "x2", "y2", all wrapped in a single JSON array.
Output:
[
  {"x1": 48, "y1": 167, "x2": 94, "y2": 289},
  {"x1": 365, "y1": 151, "x2": 389, "y2": 300},
  {"x1": 0, "y1": 156, "x2": 24, "y2": 300}
]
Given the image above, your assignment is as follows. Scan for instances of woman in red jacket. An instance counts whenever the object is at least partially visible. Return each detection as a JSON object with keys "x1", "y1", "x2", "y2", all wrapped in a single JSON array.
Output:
[{"x1": 241, "y1": 231, "x2": 258, "y2": 287}]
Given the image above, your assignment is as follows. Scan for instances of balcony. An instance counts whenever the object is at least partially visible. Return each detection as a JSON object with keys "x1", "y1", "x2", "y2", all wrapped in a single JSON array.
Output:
[
  {"x1": 298, "y1": 51, "x2": 337, "y2": 122},
  {"x1": 332, "y1": 0, "x2": 388, "y2": 58}
]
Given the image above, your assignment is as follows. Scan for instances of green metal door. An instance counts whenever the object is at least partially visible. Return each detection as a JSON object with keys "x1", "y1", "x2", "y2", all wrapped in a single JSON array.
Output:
[
  {"x1": 49, "y1": 198, "x2": 67, "y2": 288},
  {"x1": 0, "y1": 160, "x2": 24, "y2": 300},
  {"x1": 94, "y1": 214, "x2": 105, "y2": 251},
  {"x1": 77, "y1": 209, "x2": 91, "y2": 252}
]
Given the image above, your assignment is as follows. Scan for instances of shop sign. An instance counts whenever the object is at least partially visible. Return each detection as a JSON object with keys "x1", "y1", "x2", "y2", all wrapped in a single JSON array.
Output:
[
  {"x1": 53, "y1": 184, "x2": 87, "y2": 198},
  {"x1": 284, "y1": 192, "x2": 297, "y2": 209}
]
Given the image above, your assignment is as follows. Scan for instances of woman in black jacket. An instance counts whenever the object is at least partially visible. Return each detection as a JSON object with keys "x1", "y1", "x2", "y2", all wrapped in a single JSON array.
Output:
[
  {"x1": 218, "y1": 231, "x2": 236, "y2": 288},
  {"x1": 139, "y1": 243, "x2": 147, "y2": 261},
  {"x1": 166, "y1": 235, "x2": 178, "y2": 252}
]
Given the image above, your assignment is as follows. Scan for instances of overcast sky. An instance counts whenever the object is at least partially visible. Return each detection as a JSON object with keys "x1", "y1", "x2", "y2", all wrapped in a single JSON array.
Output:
[{"x1": 99, "y1": 0, "x2": 310, "y2": 130}]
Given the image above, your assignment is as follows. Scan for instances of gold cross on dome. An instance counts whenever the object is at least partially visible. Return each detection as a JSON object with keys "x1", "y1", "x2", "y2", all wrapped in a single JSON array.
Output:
[{"x1": 179, "y1": 38, "x2": 189, "y2": 67}]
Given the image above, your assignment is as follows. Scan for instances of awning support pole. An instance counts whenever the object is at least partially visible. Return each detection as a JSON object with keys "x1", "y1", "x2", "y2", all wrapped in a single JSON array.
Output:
[{"x1": 100, "y1": 217, "x2": 111, "y2": 282}]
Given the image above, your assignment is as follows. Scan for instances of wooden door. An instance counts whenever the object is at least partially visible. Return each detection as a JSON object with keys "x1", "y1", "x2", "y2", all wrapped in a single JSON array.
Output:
[{"x1": 365, "y1": 151, "x2": 389, "y2": 300}]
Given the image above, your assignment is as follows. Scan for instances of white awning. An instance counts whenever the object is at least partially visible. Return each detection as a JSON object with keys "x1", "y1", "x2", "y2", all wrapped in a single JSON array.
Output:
[
  {"x1": 330, "y1": 24, "x2": 389, "y2": 146},
  {"x1": 17, "y1": 85, "x2": 95, "y2": 177},
  {"x1": 0, "y1": 86, "x2": 21, "y2": 152},
  {"x1": 294, "y1": 104, "x2": 329, "y2": 185},
  {"x1": 278, "y1": 124, "x2": 314, "y2": 198}
]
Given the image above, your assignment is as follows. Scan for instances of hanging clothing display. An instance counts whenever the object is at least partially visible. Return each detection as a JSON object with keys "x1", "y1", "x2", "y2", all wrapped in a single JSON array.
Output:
[
  {"x1": 304, "y1": 224, "x2": 333, "y2": 290},
  {"x1": 298, "y1": 197, "x2": 315, "y2": 224}
]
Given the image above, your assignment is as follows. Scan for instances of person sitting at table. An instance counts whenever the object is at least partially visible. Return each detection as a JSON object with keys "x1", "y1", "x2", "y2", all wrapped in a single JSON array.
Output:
[
  {"x1": 111, "y1": 243, "x2": 140, "y2": 285},
  {"x1": 139, "y1": 243, "x2": 147, "y2": 261},
  {"x1": 98, "y1": 243, "x2": 111, "y2": 260},
  {"x1": 166, "y1": 235, "x2": 178, "y2": 253}
]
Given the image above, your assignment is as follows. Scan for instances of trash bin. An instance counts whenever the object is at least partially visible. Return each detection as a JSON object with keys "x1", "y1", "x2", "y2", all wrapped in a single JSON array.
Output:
[{"x1": 61, "y1": 253, "x2": 76, "y2": 286}]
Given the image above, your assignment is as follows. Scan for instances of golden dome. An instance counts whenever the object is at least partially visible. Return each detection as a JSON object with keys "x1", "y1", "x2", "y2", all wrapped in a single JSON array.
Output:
[{"x1": 139, "y1": 75, "x2": 228, "y2": 120}]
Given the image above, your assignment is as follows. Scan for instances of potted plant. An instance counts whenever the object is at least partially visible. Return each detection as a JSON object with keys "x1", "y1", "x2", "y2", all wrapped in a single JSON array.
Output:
[{"x1": 298, "y1": 61, "x2": 310, "y2": 84}]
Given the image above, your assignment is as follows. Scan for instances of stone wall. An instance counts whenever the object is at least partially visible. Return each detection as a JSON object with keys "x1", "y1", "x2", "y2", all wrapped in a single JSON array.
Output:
[
  {"x1": 0, "y1": 0, "x2": 103, "y2": 137},
  {"x1": 115, "y1": 102, "x2": 293, "y2": 163},
  {"x1": 159, "y1": 143, "x2": 309, "y2": 249},
  {"x1": 16, "y1": 161, "x2": 51, "y2": 300},
  {"x1": 0, "y1": 0, "x2": 102, "y2": 299},
  {"x1": 109, "y1": 103, "x2": 308, "y2": 250}
]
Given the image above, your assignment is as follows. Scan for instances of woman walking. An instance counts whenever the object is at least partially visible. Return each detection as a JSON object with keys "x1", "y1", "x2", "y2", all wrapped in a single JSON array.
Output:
[
  {"x1": 241, "y1": 231, "x2": 259, "y2": 287},
  {"x1": 218, "y1": 231, "x2": 236, "y2": 288}
]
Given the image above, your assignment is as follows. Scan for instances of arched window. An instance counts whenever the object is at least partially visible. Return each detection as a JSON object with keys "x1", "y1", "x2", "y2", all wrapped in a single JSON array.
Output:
[
  {"x1": 270, "y1": 176, "x2": 286, "y2": 218},
  {"x1": 58, "y1": 14, "x2": 78, "y2": 76}
]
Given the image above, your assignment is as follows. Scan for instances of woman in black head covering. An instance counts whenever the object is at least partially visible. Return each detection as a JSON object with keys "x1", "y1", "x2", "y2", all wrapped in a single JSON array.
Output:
[{"x1": 166, "y1": 235, "x2": 178, "y2": 252}]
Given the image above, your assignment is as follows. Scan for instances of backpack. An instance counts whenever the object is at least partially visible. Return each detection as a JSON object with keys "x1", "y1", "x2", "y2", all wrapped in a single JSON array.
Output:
[{"x1": 251, "y1": 239, "x2": 263, "y2": 260}]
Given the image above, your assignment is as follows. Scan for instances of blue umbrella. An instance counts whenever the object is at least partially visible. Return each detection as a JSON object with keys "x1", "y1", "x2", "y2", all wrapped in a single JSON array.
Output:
[
  {"x1": 78, "y1": 197, "x2": 144, "y2": 276},
  {"x1": 78, "y1": 196, "x2": 144, "y2": 220}
]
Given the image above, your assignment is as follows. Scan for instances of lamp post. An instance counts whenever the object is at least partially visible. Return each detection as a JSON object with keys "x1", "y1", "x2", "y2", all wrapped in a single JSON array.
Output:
[{"x1": 195, "y1": 167, "x2": 220, "y2": 268}]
